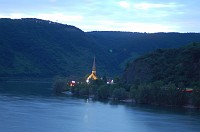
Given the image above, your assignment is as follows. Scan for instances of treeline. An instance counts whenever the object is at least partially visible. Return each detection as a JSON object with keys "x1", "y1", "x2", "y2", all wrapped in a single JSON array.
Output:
[
  {"x1": 130, "y1": 81, "x2": 200, "y2": 107},
  {"x1": 123, "y1": 42, "x2": 200, "y2": 87},
  {"x1": 53, "y1": 78, "x2": 200, "y2": 108},
  {"x1": 122, "y1": 42, "x2": 200, "y2": 107},
  {"x1": 53, "y1": 78, "x2": 129, "y2": 100}
]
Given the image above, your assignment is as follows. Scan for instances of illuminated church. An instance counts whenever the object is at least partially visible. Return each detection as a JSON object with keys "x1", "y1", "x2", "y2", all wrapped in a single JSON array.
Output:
[{"x1": 86, "y1": 57, "x2": 98, "y2": 83}]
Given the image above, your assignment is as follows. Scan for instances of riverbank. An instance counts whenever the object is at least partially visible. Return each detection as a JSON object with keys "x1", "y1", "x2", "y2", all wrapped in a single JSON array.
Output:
[
  {"x1": 61, "y1": 91, "x2": 200, "y2": 110},
  {"x1": 119, "y1": 99, "x2": 200, "y2": 109}
]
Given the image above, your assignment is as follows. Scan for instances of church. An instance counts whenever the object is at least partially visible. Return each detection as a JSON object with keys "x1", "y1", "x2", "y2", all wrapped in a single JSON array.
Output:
[{"x1": 86, "y1": 57, "x2": 98, "y2": 83}]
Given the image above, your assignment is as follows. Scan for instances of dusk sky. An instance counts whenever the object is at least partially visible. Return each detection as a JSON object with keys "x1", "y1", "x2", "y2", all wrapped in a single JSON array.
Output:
[{"x1": 0, "y1": 0, "x2": 199, "y2": 32}]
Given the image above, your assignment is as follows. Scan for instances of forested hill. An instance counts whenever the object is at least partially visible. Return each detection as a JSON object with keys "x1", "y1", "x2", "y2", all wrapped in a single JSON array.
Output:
[
  {"x1": 0, "y1": 18, "x2": 200, "y2": 78},
  {"x1": 0, "y1": 18, "x2": 110, "y2": 77},
  {"x1": 87, "y1": 31, "x2": 200, "y2": 69},
  {"x1": 87, "y1": 31, "x2": 200, "y2": 54},
  {"x1": 123, "y1": 42, "x2": 200, "y2": 87}
]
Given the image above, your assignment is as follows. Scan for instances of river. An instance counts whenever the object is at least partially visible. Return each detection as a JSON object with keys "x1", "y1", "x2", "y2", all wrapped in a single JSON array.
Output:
[{"x1": 0, "y1": 81, "x2": 200, "y2": 132}]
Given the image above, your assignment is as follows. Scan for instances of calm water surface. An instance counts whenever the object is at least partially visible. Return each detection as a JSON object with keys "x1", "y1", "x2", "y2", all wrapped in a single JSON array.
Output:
[{"x1": 0, "y1": 81, "x2": 200, "y2": 132}]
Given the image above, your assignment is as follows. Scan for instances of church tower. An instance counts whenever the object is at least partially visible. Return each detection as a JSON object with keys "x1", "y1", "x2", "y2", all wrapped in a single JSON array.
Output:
[
  {"x1": 86, "y1": 57, "x2": 98, "y2": 82},
  {"x1": 92, "y1": 56, "x2": 96, "y2": 75}
]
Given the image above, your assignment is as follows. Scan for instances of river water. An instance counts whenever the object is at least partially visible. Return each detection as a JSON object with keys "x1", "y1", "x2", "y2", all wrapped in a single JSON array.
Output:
[{"x1": 0, "y1": 81, "x2": 200, "y2": 132}]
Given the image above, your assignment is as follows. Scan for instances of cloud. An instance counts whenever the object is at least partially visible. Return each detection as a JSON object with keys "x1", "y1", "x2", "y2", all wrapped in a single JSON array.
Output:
[
  {"x1": 2, "y1": 13, "x2": 24, "y2": 19},
  {"x1": 118, "y1": 1, "x2": 130, "y2": 9},
  {"x1": 36, "y1": 13, "x2": 83, "y2": 23},
  {"x1": 0, "y1": 1, "x2": 197, "y2": 33},
  {"x1": 0, "y1": 12, "x2": 179, "y2": 32},
  {"x1": 134, "y1": 2, "x2": 178, "y2": 10},
  {"x1": 0, "y1": 13, "x2": 83, "y2": 23},
  {"x1": 121, "y1": 22, "x2": 177, "y2": 32},
  {"x1": 80, "y1": 19, "x2": 177, "y2": 32}
]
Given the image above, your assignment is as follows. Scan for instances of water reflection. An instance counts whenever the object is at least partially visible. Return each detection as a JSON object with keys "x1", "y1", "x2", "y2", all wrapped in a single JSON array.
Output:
[{"x1": 0, "y1": 81, "x2": 53, "y2": 97}]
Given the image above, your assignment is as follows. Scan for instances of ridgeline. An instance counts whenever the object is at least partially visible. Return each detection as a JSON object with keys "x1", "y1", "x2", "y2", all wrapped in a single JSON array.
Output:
[{"x1": 0, "y1": 18, "x2": 200, "y2": 78}]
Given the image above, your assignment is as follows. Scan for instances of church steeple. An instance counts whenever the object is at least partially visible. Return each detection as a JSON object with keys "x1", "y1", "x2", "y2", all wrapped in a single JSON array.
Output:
[
  {"x1": 86, "y1": 56, "x2": 98, "y2": 82},
  {"x1": 92, "y1": 56, "x2": 96, "y2": 75}
]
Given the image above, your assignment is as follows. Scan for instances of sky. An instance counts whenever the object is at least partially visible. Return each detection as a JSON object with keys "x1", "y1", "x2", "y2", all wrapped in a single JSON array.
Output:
[{"x1": 0, "y1": 0, "x2": 199, "y2": 32}]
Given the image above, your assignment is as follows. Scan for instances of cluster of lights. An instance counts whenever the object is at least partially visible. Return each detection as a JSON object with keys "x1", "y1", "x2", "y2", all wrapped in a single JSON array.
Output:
[
  {"x1": 70, "y1": 81, "x2": 76, "y2": 87},
  {"x1": 107, "y1": 80, "x2": 114, "y2": 84}
]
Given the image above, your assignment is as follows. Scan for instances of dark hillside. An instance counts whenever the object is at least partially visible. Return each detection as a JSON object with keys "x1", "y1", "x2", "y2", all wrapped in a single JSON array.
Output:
[
  {"x1": 0, "y1": 18, "x2": 200, "y2": 78},
  {"x1": 88, "y1": 31, "x2": 200, "y2": 69},
  {"x1": 0, "y1": 18, "x2": 110, "y2": 77},
  {"x1": 123, "y1": 42, "x2": 200, "y2": 87}
]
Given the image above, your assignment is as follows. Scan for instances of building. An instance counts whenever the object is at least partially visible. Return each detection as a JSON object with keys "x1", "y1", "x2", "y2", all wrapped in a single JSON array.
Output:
[{"x1": 86, "y1": 57, "x2": 98, "y2": 83}]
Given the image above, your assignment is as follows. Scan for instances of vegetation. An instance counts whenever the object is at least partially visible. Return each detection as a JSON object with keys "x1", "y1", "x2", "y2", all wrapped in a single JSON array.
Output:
[
  {"x1": 0, "y1": 18, "x2": 109, "y2": 77},
  {"x1": 53, "y1": 78, "x2": 129, "y2": 101},
  {"x1": 53, "y1": 77, "x2": 68, "y2": 94},
  {"x1": 1, "y1": 18, "x2": 200, "y2": 78},
  {"x1": 123, "y1": 42, "x2": 200, "y2": 87},
  {"x1": 53, "y1": 78, "x2": 200, "y2": 107},
  {"x1": 192, "y1": 86, "x2": 200, "y2": 107},
  {"x1": 122, "y1": 42, "x2": 200, "y2": 107},
  {"x1": 1, "y1": 18, "x2": 200, "y2": 108},
  {"x1": 130, "y1": 82, "x2": 188, "y2": 106},
  {"x1": 53, "y1": 43, "x2": 200, "y2": 108}
]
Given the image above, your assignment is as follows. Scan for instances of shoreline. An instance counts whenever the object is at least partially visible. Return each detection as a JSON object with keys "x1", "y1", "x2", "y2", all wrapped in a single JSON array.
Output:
[{"x1": 119, "y1": 99, "x2": 200, "y2": 109}]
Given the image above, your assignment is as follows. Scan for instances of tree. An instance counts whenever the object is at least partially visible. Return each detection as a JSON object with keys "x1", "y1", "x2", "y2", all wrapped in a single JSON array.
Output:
[
  {"x1": 192, "y1": 86, "x2": 200, "y2": 108},
  {"x1": 53, "y1": 78, "x2": 68, "y2": 93},
  {"x1": 112, "y1": 88, "x2": 128, "y2": 100},
  {"x1": 130, "y1": 85, "x2": 138, "y2": 102},
  {"x1": 150, "y1": 81, "x2": 164, "y2": 105},
  {"x1": 97, "y1": 85, "x2": 110, "y2": 99},
  {"x1": 165, "y1": 83, "x2": 187, "y2": 106}
]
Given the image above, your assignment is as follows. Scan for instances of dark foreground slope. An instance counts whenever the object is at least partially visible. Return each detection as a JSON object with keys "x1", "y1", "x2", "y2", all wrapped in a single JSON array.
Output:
[{"x1": 123, "y1": 42, "x2": 200, "y2": 87}]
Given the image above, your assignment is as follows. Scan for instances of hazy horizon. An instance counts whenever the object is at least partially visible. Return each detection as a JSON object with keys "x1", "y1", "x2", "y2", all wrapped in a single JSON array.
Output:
[{"x1": 0, "y1": 0, "x2": 199, "y2": 33}]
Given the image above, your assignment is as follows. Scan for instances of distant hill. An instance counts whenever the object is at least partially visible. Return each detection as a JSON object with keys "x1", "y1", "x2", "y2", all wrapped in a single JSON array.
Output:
[
  {"x1": 0, "y1": 18, "x2": 200, "y2": 78},
  {"x1": 87, "y1": 31, "x2": 200, "y2": 69},
  {"x1": 0, "y1": 18, "x2": 108, "y2": 77},
  {"x1": 123, "y1": 42, "x2": 200, "y2": 87}
]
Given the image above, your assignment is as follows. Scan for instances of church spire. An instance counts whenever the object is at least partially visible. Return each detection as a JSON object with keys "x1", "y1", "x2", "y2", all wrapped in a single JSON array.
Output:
[
  {"x1": 86, "y1": 56, "x2": 98, "y2": 82},
  {"x1": 92, "y1": 56, "x2": 96, "y2": 72}
]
